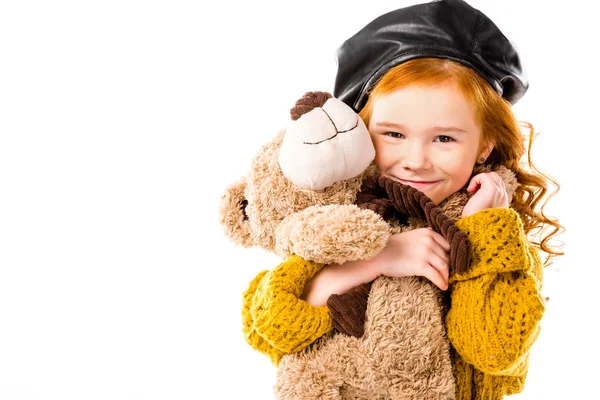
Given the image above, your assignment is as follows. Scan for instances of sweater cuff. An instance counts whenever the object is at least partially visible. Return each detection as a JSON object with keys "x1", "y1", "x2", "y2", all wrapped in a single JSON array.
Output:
[
  {"x1": 251, "y1": 255, "x2": 333, "y2": 354},
  {"x1": 451, "y1": 208, "x2": 530, "y2": 282}
]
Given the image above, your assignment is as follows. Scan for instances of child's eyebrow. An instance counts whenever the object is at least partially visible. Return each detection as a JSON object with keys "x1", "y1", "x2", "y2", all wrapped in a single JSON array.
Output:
[
  {"x1": 427, "y1": 126, "x2": 468, "y2": 135},
  {"x1": 374, "y1": 121, "x2": 467, "y2": 135}
]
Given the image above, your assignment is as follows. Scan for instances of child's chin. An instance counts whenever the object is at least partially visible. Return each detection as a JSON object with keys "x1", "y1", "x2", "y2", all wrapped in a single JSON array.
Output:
[{"x1": 426, "y1": 189, "x2": 448, "y2": 205}]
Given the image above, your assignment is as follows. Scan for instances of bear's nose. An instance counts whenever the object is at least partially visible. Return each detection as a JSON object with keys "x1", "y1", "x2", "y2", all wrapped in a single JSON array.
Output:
[{"x1": 290, "y1": 91, "x2": 331, "y2": 121}]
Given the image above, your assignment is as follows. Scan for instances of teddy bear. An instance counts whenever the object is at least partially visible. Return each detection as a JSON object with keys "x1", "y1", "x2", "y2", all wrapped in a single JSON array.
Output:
[
  {"x1": 219, "y1": 91, "x2": 517, "y2": 399},
  {"x1": 219, "y1": 90, "x2": 395, "y2": 362},
  {"x1": 219, "y1": 91, "x2": 390, "y2": 267}
]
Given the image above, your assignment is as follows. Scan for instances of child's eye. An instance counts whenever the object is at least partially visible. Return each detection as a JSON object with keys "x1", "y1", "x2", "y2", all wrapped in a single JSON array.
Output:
[
  {"x1": 435, "y1": 135, "x2": 455, "y2": 143},
  {"x1": 384, "y1": 132, "x2": 404, "y2": 139}
]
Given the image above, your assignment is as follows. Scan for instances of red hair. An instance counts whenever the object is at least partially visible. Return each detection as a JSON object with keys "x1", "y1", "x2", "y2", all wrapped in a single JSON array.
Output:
[{"x1": 358, "y1": 58, "x2": 564, "y2": 266}]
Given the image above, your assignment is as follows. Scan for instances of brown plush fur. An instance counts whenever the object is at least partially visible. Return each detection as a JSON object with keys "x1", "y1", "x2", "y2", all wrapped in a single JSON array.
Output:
[
  {"x1": 274, "y1": 164, "x2": 517, "y2": 399},
  {"x1": 275, "y1": 206, "x2": 455, "y2": 399},
  {"x1": 276, "y1": 276, "x2": 452, "y2": 399},
  {"x1": 275, "y1": 202, "x2": 390, "y2": 265},
  {"x1": 290, "y1": 91, "x2": 332, "y2": 121}
]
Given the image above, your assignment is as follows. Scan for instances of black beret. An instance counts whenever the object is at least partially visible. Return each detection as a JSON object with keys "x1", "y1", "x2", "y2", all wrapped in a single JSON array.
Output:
[{"x1": 333, "y1": 0, "x2": 528, "y2": 112}]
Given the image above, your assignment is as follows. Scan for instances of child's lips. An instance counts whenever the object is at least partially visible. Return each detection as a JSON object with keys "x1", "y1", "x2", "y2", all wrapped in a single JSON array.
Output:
[{"x1": 398, "y1": 179, "x2": 440, "y2": 190}]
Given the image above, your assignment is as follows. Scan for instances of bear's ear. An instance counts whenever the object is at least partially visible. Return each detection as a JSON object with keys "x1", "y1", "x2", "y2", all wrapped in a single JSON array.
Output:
[{"x1": 218, "y1": 178, "x2": 254, "y2": 248}]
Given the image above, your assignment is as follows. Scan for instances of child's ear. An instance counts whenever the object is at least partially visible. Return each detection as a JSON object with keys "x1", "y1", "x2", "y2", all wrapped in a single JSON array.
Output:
[
  {"x1": 218, "y1": 178, "x2": 254, "y2": 248},
  {"x1": 479, "y1": 141, "x2": 495, "y2": 162}
]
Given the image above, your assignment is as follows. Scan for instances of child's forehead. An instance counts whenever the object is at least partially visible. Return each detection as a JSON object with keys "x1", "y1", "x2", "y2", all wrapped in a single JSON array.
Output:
[{"x1": 370, "y1": 85, "x2": 478, "y2": 128}]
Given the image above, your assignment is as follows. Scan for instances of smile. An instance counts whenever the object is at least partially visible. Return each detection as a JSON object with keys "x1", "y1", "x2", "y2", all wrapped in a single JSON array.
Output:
[{"x1": 397, "y1": 179, "x2": 440, "y2": 190}]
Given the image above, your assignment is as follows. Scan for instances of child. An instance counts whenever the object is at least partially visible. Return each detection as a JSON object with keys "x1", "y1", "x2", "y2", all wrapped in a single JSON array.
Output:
[{"x1": 244, "y1": 0, "x2": 563, "y2": 398}]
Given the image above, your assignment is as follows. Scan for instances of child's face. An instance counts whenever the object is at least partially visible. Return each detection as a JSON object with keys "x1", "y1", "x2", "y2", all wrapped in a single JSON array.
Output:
[{"x1": 368, "y1": 82, "x2": 485, "y2": 205}]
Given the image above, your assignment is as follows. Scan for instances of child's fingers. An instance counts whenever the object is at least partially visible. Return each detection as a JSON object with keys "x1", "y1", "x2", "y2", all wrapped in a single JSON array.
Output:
[
  {"x1": 420, "y1": 264, "x2": 448, "y2": 291},
  {"x1": 467, "y1": 174, "x2": 482, "y2": 192},
  {"x1": 429, "y1": 229, "x2": 451, "y2": 252},
  {"x1": 428, "y1": 252, "x2": 449, "y2": 284},
  {"x1": 428, "y1": 238, "x2": 450, "y2": 264}
]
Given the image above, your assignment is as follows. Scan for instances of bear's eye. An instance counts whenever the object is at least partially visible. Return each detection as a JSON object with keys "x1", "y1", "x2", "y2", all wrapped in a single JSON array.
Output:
[{"x1": 241, "y1": 199, "x2": 248, "y2": 220}]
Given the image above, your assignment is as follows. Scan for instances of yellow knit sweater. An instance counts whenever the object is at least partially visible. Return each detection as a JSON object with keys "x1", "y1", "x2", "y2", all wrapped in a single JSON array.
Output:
[
  {"x1": 448, "y1": 208, "x2": 545, "y2": 399},
  {"x1": 242, "y1": 255, "x2": 332, "y2": 365},
  {"x1": 242, "y1": 208, "x2": 545, "y2": 398}
]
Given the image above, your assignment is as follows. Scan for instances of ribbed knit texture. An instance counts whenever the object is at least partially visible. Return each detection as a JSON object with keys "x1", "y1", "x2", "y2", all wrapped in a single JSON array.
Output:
[
  {"x1": 448, "y1": 208, "x2": 545, "y2": 399},
  {"x1": 327, "y1": 281, "x2": 372, "y2": 337},
  {"x1": 242, "y1": 255, "x2": 333, "y2": 365}
]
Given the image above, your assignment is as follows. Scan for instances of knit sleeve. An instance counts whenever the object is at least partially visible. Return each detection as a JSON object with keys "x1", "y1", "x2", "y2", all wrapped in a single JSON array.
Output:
[
  {"x1": 446, "y1": 208, "x2": 546, "y2": 375},
  {"x1": 242, "y1": 269, "x2": 285, "y2": 365},
  {"x1": 251, "y1": 255, "x2": 333, "y2": 356}
]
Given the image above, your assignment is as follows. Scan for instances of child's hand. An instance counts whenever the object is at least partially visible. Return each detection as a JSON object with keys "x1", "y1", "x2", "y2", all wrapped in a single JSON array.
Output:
[
  {"x1": 462, "y1": 172, "x2": 509, "y2": 218},
  {"x1": 377, "y1": 228, "x2": 450, "y2": 291}
]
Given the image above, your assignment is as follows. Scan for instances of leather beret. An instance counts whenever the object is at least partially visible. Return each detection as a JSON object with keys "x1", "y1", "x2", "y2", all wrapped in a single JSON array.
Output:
[{"x1": 333, "y1": 0, "x2": 528, "y2": 112}]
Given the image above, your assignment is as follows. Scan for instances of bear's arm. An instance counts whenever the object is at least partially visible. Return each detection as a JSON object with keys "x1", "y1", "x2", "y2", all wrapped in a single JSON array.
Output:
[
  {"x1": 446, "y1": 208, "x2": 545, "y2": 375},
  {"x1": 275, "y1": 204, "x2": 390, "y2": 265}
]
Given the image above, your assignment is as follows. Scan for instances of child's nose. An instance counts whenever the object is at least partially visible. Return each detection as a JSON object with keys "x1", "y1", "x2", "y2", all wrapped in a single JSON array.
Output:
[{"x1": 399, "y1": 142, "x2": 431, "y2": 170}]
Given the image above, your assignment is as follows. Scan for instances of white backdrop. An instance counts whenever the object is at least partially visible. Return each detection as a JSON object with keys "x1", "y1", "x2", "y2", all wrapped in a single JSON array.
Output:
[{"x1": 0, "y1": 1, "x2": 597, "y2": 399}]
